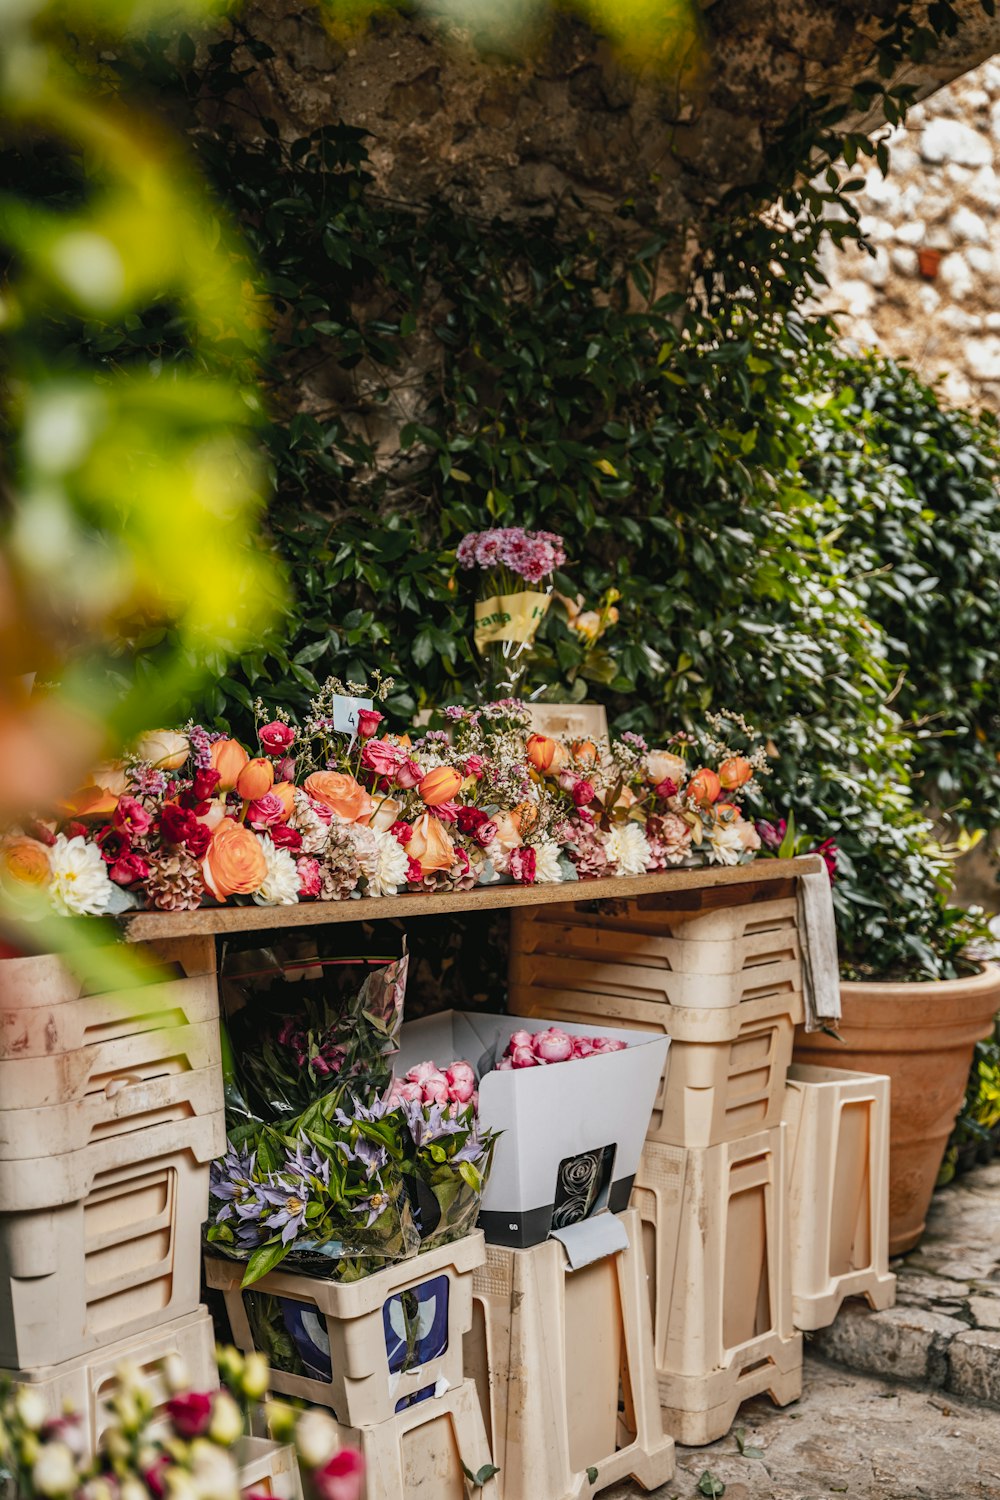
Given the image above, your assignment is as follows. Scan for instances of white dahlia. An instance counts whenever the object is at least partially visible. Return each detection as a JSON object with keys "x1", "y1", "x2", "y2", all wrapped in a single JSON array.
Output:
[
  {"x1": 366, "y1": 829, "x2": 409, "y2": 897},
  {"x1": 253, "y1": 836, "x2": 300, "y2": 905},
  {"x1": 533, "y1": 838, "x2": 564, "y2": 884},
  {"x1": 48, "y1": 835, "x2": 113, "y2": 916},
  {"x1": 605, "y1": 822, "x2": 652, "y2": 878}
]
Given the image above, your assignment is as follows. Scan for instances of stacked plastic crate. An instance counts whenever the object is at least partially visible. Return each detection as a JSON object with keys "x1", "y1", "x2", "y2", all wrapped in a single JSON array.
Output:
[
  {"x1": 0, "y1": 936, "x2": 225, "y2": 1451},
  {"x1": 509, "y1": 881, "x2": 806, "y2": 1445}
]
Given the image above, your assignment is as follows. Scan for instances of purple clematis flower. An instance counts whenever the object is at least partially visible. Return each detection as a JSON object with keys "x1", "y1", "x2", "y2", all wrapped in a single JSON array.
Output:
[
  {"x1": 258, "y1": 1173, "x2": 311, "y2": 1245},
  {"x1": 210, "y1": 1143, "x2": 258, "y2": 1225}
]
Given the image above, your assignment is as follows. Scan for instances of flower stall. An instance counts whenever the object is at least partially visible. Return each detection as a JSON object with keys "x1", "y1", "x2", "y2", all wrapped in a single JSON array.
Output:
[{"x1": 0, "y1": 689, "x2": 890, "y2": 1500}]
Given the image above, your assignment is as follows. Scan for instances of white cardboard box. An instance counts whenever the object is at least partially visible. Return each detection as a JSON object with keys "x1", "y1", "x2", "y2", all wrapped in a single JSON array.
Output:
[{"x1": 395, "y1": 1010, "x2": 668, "y2": 1247}]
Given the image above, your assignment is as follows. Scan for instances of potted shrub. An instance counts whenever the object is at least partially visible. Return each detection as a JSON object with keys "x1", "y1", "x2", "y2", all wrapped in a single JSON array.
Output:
[{"x1": 789, "y1": 810, "x2": 999, "y2": 1256}]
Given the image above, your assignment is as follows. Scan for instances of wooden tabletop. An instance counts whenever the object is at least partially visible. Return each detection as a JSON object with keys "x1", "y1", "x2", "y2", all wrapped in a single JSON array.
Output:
[{"x1": 120, "y1": 855, "x2": 823, "y2": 941}]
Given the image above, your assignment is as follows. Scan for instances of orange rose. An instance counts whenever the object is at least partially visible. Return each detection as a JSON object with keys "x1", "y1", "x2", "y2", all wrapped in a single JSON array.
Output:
[
  {"x1": 201, "y1": 817, "x2": 268, "y2": 901},
  {"x1": 526, "y1": 734, "x2": 566, "y2": 774},
  {"x1": 360, "y1": 796, "x2": 404, "y2": 833},
  {"x1": 0, "y1": 836, "x2": 51, "y2": 898},
  {"x1": 210, "y1": 739, "x2": 250, "y2": 792},
  {"x1": 418, "y1": 766, "x2": 463, "y2": 807},
  {"x1": 271, "y1": 781, "x2": 296, "y2": 820},
  {"x1": 304, "y1": 771, "x2": 374, "y2": 823},
  {"x1": 236, "y1": 757, "x2": 275, "y2": 801},
  {"x1": 718, "y1": 756, "x2": 752, "y2": 791},
  {"x1": 644, "y1": 750, "x2": 687, "y2": 787},
  {"x1": 571, "y1": 739, "x2": 598, "y2": 769},
  {"x1": 491, "y1": 809, "x2": 523, "y2": 852},
  {"x1": 687, "y1": 767, "x2": 721, "y2": 807},
  {"x1": 405, "y1": 813, "x2": 455, "y2": 877}
]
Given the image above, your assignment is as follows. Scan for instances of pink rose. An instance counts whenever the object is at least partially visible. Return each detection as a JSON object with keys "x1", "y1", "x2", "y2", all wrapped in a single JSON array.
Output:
[
  {"x1": 433, "y1": 799, "x2": 461, "y2": 823},
  {"x1": 308, "y1": 797, "x2": 335, "y2": 826},
  {"x1": 407, "y1": 1060, "x2": 442, "y2": 1085},
  {"x1": 475, "y1": 820, "x2": 498, "y2": 848},
  {"x1": 494, "y1": 1057, "x2": 513, "y2": 1071},
  {"x1": 510, "y1": 1044, "x2": 539, "y2": 1069},
  {"x1": 313, "y1": 1449, "x2": 365, "y2": 1500},
  {"x1": 361, "y1": 740, "x2": 406, "y2": 778},
  {"x1": 590, "y1": 1037, "x2": 627, "y2": 1053},
  {"x1": 464, "y1": 755, "x2": 484, "y2": 778},
  {"x1": 572, "y1": 1037, "x2": 595, "y2": 1057},
  {"x1": 386, "y1": 1078, "x2": 423, "y2": 1107},
  {"x1": 247, "y1": 792, "x2": 285, "y2": 829},
  {"x1": 533, "y1": 1027, "x2": 573, "y2": 1063},
  {"x1": 259, "y1": 721, "x2": 296, "y2": 754},
  {"x1": 421, "y1": 1070, "x2": 451, "y2": 1104},
  {"x1": 357, "y1": 709, "x2": 384, "y2": 739},
  {"x1": 296, "y1": 856, "x2": 322, "y2": 898},
  {"x1": 508, "y1": 1030, "x2": 534, "y2": 1049},
  {"x1": 446, "y1": 1061, "x2": 477, "y2": 1104},
  {"x1": 395, "y1": 758, "x2": 423, "y2": 790},
  {"x1": 509, "y1": 846, "x2": 537, "y2": 884}
]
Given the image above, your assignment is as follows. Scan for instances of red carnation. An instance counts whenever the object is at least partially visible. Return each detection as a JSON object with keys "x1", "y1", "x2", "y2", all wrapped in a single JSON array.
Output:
[
  {"x1": 270, "y1": 824, "x2": 304, "y2": 853},
  {"x1": 184, "y1": 822, "x2": 212, "y2": 859},
  {"x1": 191, "y1": 767, "x2": 221, "y2": 801},
  {"x1": 509, "y1": 847, "x2": 537, "y2": 885},
  {"x1": 159, "y1": 803, "x2": 197, "y2": 846},
  {"x1": 572, "y1": 779, "x2": 596, "y2": 808},
  {"x1": 654, "y1": 778, "x2": 678, "y2": 801},
  {"x1": 456, "y1": 806, "x2": 488, "y2": 835},
  {"x1": 389, "y1": 820, "x2": 413, "y2": 846},
  {"x1": 109, "y1": 852, "x2": 151, "y2": 886},
  {"x1": 406, "y1": 857, "x2": 423, "y2": 884}
]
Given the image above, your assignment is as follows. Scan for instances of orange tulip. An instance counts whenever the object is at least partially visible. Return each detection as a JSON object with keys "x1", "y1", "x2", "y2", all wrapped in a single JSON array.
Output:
[
  {"x1": 201, "y1": 817, "x2": 268, "y2": 901},
  {"x1": 418, "y1": 765, "x2": 463, "y2": 807},
  {"x1": 405, "y1": 813, "x2": 455, "y2": 876},
  {"x1": 210, "y1": 738, "x2": 250, "y2": 792},
  {"x1": 525, "y1": 734, "x2": 560, "y2": 773},
  {"x1": 718, "y1": 756, "x2": 753, "y2": 791},
  {"x1": 687, "y1": 767, "x2": 721, "y2": 807},
  {"x1": 236, "y1": 757, "x2": 275, "y2": 801},
  {"x1": 714, "y1": 801, "x2": 740, "y2": 824},
  {"x1": 304, "y1": 771, "x2": 374, "y2": 823}
]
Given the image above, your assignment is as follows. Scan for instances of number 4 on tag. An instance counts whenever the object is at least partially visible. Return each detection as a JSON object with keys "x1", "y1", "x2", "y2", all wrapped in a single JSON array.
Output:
[{"x1": 332, "y1": 694, "x2": 374, "y2": 738}]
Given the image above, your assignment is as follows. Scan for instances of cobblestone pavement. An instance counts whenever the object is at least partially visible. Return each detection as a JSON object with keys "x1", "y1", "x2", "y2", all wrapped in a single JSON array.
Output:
[
  {"x1": 613, "y1": 1353, "x2": 1000, "y2": 1500},
  {"x1": 815, "y1": 1159, "x2": 1000, "y2": 1408}
]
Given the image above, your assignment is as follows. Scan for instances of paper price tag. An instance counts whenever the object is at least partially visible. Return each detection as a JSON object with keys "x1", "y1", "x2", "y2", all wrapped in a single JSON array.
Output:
[{"x1": 332, "y1": 694, "x2": 374, "y2": 736}]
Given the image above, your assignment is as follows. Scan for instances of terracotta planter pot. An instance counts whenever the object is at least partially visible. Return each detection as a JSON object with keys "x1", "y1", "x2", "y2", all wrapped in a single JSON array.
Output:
[{"x1": 793, "y1": 964, "x2": 1000, "y2": 1257}]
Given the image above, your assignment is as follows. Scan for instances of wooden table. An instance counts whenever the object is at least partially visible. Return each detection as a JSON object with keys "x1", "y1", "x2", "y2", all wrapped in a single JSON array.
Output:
[{"x1": 121, "y1": 856, "x2": 824, "y2": 942}]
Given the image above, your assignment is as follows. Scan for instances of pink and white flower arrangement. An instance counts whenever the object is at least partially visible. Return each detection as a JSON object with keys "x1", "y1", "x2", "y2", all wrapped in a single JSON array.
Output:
[
  {"x1": 495, "y1": 1027, "x2": 628, "y2": 1070},
  {"x1": 456, "y1": 527, "x2": 566, "y2": 585}
]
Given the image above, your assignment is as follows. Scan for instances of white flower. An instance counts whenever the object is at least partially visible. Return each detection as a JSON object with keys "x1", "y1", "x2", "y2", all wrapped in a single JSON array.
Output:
[
  {"x1": 14, "y1": 1386, "x2": 48, "y2": 1431},
  {"x1": 533, "y1": 838, "x2": 564, "y2": 884},
  {"x1": 253, "y1": 836, "x2": 300, "y2": 905},
  {"x1": 365, "y1": 829, "x2": 409, "y2": 897},
  {"x1": 189, "y1": 1440, "x2": 239, "y2": 1500},
  {"x1": 295, "y1": 1408, "x2": 340, "y2": 1468},
  {"x1": 706, "y1": 821, "x2": 744, "y2": 866},
  {"x1": 207, "y1": 1390, "x2": 243, "y2": 1447},
  {"x1": 32, "y1": 1443, "x2": 78, "y2": 1498},
  {"x1": 605, "y1": 822, "x2": 652, "y2": 877},
  {"x1": 49, "y1": 835, "x2": 113, "y2": 916}
]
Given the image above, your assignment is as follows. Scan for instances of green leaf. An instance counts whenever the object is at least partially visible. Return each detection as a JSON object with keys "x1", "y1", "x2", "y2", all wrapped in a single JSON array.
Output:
[
  {"x1": 242, "y1": 1239, "x2": 292, "y2": 1287},
  {"x1": 697, "y1": 1473, "x2": 725, "y2": 1498},
  {"x1": 586, "y1": 1467, "x2": 599, "y2": 1484},
  {"x1": 460, "y1": 1462, "x2": 500, "y2": 1489}
]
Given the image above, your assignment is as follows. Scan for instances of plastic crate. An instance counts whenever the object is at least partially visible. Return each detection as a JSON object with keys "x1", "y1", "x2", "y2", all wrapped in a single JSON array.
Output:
[
  {"x1": 11, "y1": 1305, "x2": 218, "y2": 1455},
  {"x1": 207, "y1": 1233, "x2": 486, "y2": 1427},
  {"x1": 509, "y1": 987, "x2": 801, "y2": 1149},
  {"x1": 464, "y1": 1208, "x2": 674, "y2": 1500},
  {"x1": 0, "y1": 1062, "x2": 223, "y2": 1159},
  {"x1": 510, "y1": 896, "x2": 801, "y2": 1012},
  {"x1": 782, "y1": 1064, "x2": 896, "y2": 1331},
  {"x1": 0, "y1": 935, "x2": 219, "y2": 1113},
  {"x1": 236, "y1": 1437, "x2": 304, "y2": 1500},
  {"x1": 631, "y1": 1130, "x2": 802, "y2": 1446},
  {"x1": 1, "y1": 1136, "x2": 219, "y2": 1370}
]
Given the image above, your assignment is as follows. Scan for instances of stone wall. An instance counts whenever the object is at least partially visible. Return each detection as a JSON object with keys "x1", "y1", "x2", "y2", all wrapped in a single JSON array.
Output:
[{"x1": 818, "y1": 56, "x2": 1000, "y2": 409}]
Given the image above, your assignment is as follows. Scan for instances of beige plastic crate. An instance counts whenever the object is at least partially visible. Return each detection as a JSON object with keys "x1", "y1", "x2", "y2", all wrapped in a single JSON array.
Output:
[
  {"x1": 329, "y1": 1378, "x2": 498, "y2": 1500},
  {"x1": 0, "y1": 934, "x2": 216, "y2": 1009},
  {"x1": 207, "y1": 1232, "x2": 486, "y2": 1427},
  {"x1": 513, "y1": 900, "x2": 801, "y2": 979},
  {"x1": 510, "y1": 945, "x2": 802, "y2": 1013},
  {"x1": 1, "y1": 1141, "x2": 217, "y2": 1369},
  {"x1": 464, "y1": 1207, "x2": 674, "y2": 1500},
  {"x1": 631, "y1": 1130, "x2": 802, "y2": 1446},
  {"x1": 0, "y1": 1061, "x2": 223, "y2": 1159},
  {"x1": 510, "y1": 987, "x2": 801, "y2": 1148},
  {"x1": 237, "y1": 1437, "x2": 304, "y2": 1500},
  {"x1": 12, "y1": 1305, "x2": 218, "y2": 1455},
  {"x1": 782, "y1": 1064, "x2": 896, "y2": 1331}
]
